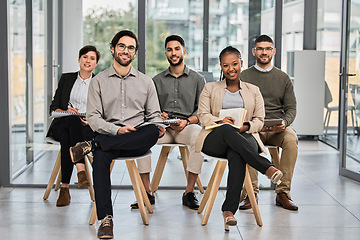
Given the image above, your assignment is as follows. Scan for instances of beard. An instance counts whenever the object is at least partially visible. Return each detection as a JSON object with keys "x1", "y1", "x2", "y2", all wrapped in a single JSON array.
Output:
[
  {"x1": 114, "y1": 52, "x2": 133, "y2": 67},
  {"x1": 167, "y1": 56, "x2": 184, "y2": 66},
  {"x1": 256, "y1": 54, "x2": 273, "y2": 65}
]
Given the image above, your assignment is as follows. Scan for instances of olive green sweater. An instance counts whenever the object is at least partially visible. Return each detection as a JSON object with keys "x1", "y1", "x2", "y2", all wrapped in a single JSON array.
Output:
[{"x1": 240, "y1": 66, "x2": 297, "y2": 127}]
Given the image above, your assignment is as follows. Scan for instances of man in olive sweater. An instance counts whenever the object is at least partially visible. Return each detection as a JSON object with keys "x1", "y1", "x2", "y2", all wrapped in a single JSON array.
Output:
[{"x1": 240, "y1": 35, "x2": 298, "y2": 211}]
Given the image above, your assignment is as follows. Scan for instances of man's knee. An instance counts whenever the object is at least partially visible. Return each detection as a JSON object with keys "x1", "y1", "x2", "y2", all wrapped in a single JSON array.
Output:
[
  {"x1": 282, "y1": 129, "x2": 298, "y2": 147},
  {"x1": 92, "y1": 150, "x2": 112, "y2": 169}
]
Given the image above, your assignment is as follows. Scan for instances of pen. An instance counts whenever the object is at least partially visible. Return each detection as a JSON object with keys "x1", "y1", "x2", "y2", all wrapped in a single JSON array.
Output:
[{"x1": 68, "y1": 102, "x2": 74, "y2": 108}]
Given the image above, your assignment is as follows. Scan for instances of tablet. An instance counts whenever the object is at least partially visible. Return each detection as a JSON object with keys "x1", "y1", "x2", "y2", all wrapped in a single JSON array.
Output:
[{"x1": 264, "y1": 119, "x2": 283, "y2": 127}]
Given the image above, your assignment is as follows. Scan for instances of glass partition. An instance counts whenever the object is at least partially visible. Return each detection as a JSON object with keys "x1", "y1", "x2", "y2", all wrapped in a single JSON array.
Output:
[
  {"x1": 209, "y1": 0, "x2": 249, "y2": 81},
  {"x1": 83, "y1": 0, "x2": 138, "y2": 74},
  {"x1": 343, "y1": 0, "x2": 360, "y2": 177},
  {"x1": 145, "y1": 0, "x2": 203, "y2": 78},
  {"x1": 9, "y1": 0, "x2": 27, "y2": 177},
  {"x1": 318, "y1": 0, "x2": 342, "y2": 145}
]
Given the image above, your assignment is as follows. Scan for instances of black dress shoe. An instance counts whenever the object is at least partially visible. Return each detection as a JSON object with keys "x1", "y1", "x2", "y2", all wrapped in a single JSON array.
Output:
[
  {"x1": 130, "y1": 192, "x2": 155, "y2": 209},
  {"x1": 182, "y1": 192, "x2": 200, "y2": 210},
  {"x1": 239, "y1": 193, "x2": 258, "y2": 210}
]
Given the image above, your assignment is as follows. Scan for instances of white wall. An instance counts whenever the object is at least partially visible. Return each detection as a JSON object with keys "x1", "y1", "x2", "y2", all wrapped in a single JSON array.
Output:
[{"x1": 62, "y1": 0, "x2": 83, "y2": 73}]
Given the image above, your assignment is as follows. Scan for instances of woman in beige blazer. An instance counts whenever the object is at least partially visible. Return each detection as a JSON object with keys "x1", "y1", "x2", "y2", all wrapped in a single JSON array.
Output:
[{"x1": 195, "y1": 46, "x2": 282, "y2": 229}]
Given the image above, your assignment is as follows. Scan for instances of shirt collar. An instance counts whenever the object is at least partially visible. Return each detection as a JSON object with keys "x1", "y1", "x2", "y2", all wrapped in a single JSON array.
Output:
[
  {"x1": 77, "y1": 72, "x2": 92, "y2": 84},
  {"x1": 220, "y1": 79, "x2": 243, "y2": 89},
  {"x1": 164, "y1": 65, "x2": 190, "y2": 77},
  {"x1": 254, "y1": 63, "x2": 274, "y2": 72},
  {"x1": 108, "y1": 65, "x2": 137, "y2": 79}
]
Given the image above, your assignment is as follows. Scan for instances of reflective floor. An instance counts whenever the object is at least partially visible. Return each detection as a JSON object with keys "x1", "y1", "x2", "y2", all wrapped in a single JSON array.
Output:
[{"x1": 1, "y1": 140, "x2": 360, "y2": 240}]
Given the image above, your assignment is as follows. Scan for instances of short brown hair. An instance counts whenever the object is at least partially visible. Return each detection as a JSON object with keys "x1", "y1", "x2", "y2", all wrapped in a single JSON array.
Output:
[
  {"x1": 110, "y1": 30, "x2": 139, "y2": 51},
  {"x1": 79, "y1": 45, "x2": 101, "y2": 63}
]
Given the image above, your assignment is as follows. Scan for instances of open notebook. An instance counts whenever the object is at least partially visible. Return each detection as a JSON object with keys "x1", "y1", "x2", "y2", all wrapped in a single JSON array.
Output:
[
  {"x1": 205, "y1": 108, "x2": 247, "y2": 130},
  {"x1": 50, "y1": 111, "x2": 86, "y2": 119}
]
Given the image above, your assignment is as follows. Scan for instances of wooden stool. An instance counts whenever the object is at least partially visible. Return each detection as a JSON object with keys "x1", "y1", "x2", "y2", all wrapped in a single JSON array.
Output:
[
  {"x1": 150, "y1": 144, "x2": 204, "y2": 193},
  {"x1": 239, "y1": 145, "x2": 281, "y2": 201},
  {"x1": 198, "y1": 155, "x2": 263, "y2": 228},
  {"x1": 43, "y1": 138, "x2": 94, "y2": 201},
  {"x1": 88, "y1": 151, "x2": 153, "y2": 225}
]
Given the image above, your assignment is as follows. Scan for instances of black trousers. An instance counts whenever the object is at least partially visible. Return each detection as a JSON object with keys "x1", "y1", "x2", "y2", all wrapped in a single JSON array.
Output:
[
  {"x1": 92, "y1": 124, "x2": 159, "y2": 220},
  {"x1": 50, "y1": 116, "x2": 93, "y2": 184},
  {"x1": 202, "y1": 124, "x2": 273, "y2": 214}
]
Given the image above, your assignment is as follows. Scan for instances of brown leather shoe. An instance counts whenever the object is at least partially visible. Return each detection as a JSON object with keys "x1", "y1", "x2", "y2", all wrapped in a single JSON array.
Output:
[
  {"x1": 77, "y1": 170, "x2": 89, "y2": 189},
  {"x1": 276, "y1": 192, "x2": 298, "y2": 211},
  {"x1": 56, "y1": 187, "x2": 71, "y2": 207},
  {"x1": 98, "y1": 215, "x2": 113, "y2": 239},
  {"x1": 239, "y1": 193, "x2": 258, "y2": 210},
  {"x1": 69, "y1": 141, "x2": 92, "y2": 163}
]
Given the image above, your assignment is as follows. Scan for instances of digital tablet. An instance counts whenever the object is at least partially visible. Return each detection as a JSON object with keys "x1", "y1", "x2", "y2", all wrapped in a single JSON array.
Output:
[{"x1": 264, "y1": 119, "x2": 283, "y2": 127}]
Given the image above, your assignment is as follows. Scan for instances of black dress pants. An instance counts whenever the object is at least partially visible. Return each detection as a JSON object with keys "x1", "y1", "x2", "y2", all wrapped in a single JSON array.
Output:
[
  {"x1": 202, "y1": 124, "x2": 273, "y2": 214},
  {"x1": 50, "y1": 116, "x2": 93, "y2": 184},
  {"x1": 92, "y1": 124, "x2": 159, "y2": 220}
]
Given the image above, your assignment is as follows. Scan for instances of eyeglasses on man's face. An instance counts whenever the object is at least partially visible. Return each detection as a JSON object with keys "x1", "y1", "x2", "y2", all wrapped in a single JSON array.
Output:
[
  {"x1": 254, "y1": 47, "x2": 274, "y2": 52},
  {"x1": 116, "y1": 43, "x2": 137, "y2": 53}
]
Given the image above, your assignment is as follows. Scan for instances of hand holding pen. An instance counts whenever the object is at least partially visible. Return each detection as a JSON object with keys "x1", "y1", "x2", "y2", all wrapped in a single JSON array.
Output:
[{"x1": 67, "y1": 102, "x2": 79, "y2": 113}]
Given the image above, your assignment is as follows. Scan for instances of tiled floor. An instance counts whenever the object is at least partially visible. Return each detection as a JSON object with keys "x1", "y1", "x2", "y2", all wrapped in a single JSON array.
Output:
[{"x1": 1, "y1": 139, "x2": 360, "y2": 240}]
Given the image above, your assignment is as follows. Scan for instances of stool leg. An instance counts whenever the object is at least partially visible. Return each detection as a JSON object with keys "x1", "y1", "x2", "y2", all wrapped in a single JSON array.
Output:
[
  {"x1": 201, "y1": 160, "x2": 226, "y2": 226},
  {"x1": 85, "y1": 156, "x2": 95, "y2": 201},
  {"x1": 135, "y1": 168, "x2": 153, "y2": 214},
  {"x1": 43, "y1": 151, "x2": 61, "y2": 200},
  {"x1": 179, "y1": 146, "x2": 189, "y2": 178},
  {"x1": 198, "y1": 160, "x2": 221, "y2": 213},
  {"x1": 179, "y1": 146, "x2": 205, "y2": 194},
  {"x1": 244, "y1": 165, "x2": 263, "y2": 227},
  {"x1": 126, "y1": 160, "x2": 149, "y2": 225},
  {"x1": 132, "y1": 159, "x2": 153, "y2": 214},
  {"x1": 89, "y1": 203, "x2": 97, "y2": 225},
  {"x1": 150, "y1": 146, "x2": 171, "y2": 192},
  {"x1": 54, "y1": 169, "x2": 62, "y2": 191}
]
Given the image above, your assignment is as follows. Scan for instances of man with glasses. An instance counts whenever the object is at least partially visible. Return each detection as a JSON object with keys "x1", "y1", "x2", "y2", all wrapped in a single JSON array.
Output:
[
  {"x1": 131, "y1": 35, "x2": 205, "y2": 210},
  {"x1": 240, "y1": 34, "x2": 298, "y2": 211},
  {"x1": 70, "y1": 30, "x2": 165, "y2": 239}
]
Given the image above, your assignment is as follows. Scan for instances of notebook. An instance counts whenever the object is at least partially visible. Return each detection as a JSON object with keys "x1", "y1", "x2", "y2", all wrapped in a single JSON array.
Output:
[
  {"x1": 50, "y1": 111, "x2": 86, "y2": 119},
  {"x1": 205, "y1": 108, "x2": 247, "y2": 130}
]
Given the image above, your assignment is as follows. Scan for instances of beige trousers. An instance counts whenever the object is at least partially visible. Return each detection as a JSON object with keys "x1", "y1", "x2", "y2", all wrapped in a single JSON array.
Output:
[
  {"x1": 248, "y1": 126, "x2": 298, "y2": 194},
  {"x1": 137, "y1": 124, "x2": 204, "y2": 174}
]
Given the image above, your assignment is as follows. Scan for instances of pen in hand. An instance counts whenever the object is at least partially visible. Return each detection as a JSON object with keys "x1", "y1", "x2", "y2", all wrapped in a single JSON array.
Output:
[{"x1": 68, "y1": 102, "x2": 78, "y2": 113}]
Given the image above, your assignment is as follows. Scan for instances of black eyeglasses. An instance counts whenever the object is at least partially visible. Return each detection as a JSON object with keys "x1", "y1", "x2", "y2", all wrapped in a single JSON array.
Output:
[
  {"x1": 255, "y1": 47, "x2": 273, "y2": 52},
  {"x1": 116, "y1": 43, "x2": 137, "y2": 53}
]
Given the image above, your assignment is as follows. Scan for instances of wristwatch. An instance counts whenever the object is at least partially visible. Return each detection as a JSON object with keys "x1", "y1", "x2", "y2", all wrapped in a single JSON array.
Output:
[{"x1": 186, "y1": 118, "x2": 191, "y2": 126}]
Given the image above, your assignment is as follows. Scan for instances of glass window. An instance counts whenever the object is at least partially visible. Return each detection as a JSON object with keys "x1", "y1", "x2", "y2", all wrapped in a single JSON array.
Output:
[
  {"x1": 9, "y1": 0, "x2": 27, "y2": 177},
  {"x1": 83, "y1": 0, "x2": 138, "y2": 74},
  {"x1": 318, "y1": 0, "x2": 342, "y2": 143},
  {"x1": 9, "y1": 0, "x2": 46, "y2": 182},
  {"x1": 210, "y1": 0, "x2": 249, "y2": 81},
  {"x1": 33, "y1": 0, "x2": 46, "y2": 157},
  {"x1": 145, "y1": 0, "x2": 203, "y2": 78},
  {"x1": 281, "y1": 0, "x2": 304, "y2": 71}
]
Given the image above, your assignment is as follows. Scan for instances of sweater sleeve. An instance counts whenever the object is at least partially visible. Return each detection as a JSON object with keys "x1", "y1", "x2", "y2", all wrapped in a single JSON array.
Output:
[{"x1": 282, "y1": 76, "x2": 297, "y2": 126}]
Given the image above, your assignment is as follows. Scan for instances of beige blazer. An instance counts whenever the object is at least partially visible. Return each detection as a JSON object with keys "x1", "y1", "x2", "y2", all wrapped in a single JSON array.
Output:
[{"x1": 195, "y1": 80, "x2": 266, "y2": 153}]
